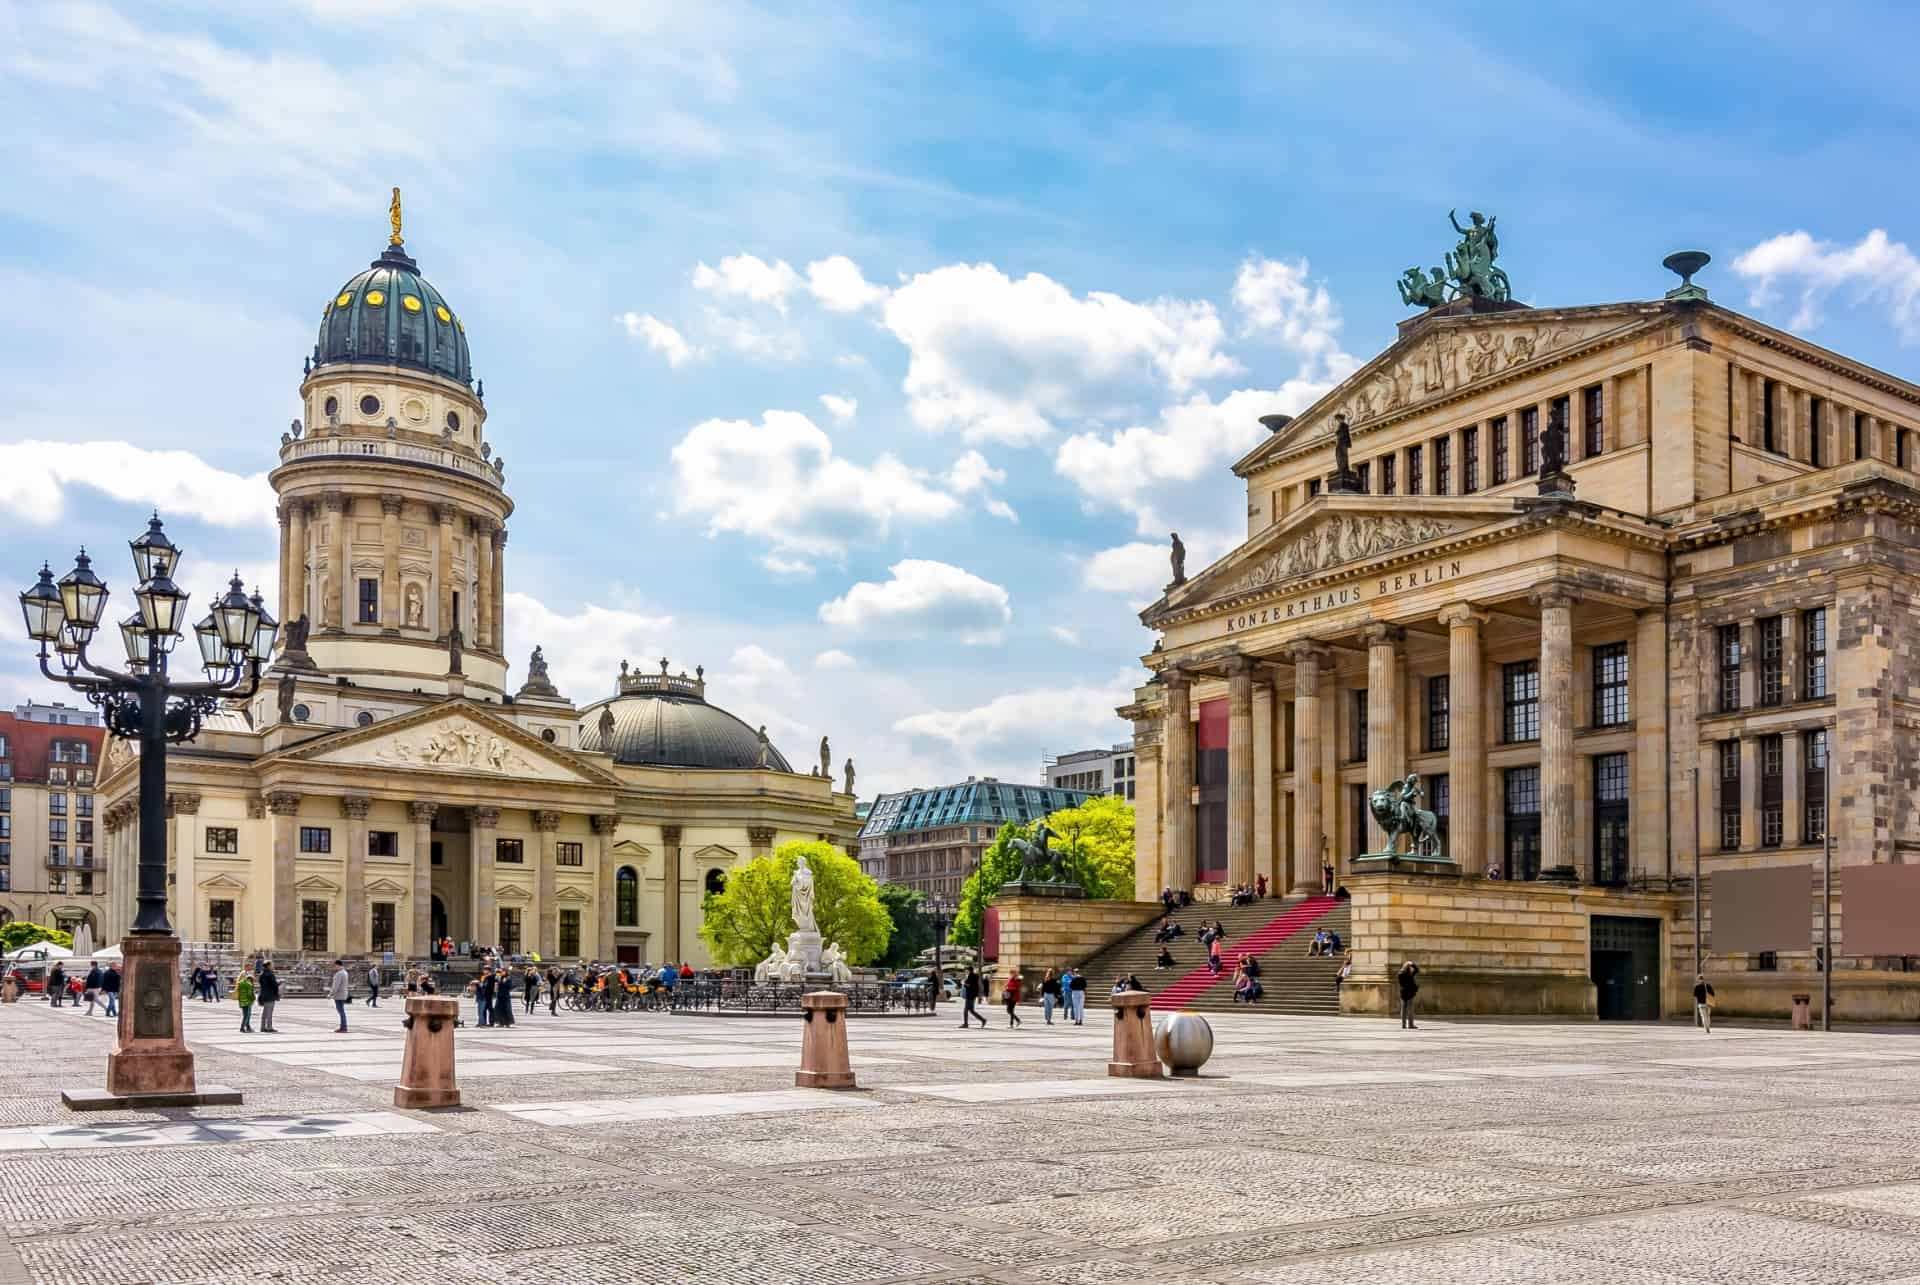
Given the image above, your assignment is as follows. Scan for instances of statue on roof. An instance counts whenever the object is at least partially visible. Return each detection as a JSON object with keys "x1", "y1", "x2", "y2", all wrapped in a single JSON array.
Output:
[
  {"x1": 1445, "y1": 209, "x2": 1510, "y2": 301},
  {"x1": 597, "y1": 704, "x2": 616, "y2": 746},
  {"x1": 843, "y1": 758, "x2": 856, "y2": 796},
  {"x1": 1397, "y1": 266, "x2": 1450, "y2": 309},
  {"x1": 389, "y1": 186, "x2": 404, "y2": 246},
  {"x1": 1168, "y1": 532, "x2": 1187, "y2": 586},
  {"x1": 756, "y1": 725, "x2": 772, "y2": 768},
  {"x1": 818, "y1": 735, "x2": 831, "y2": 779}
]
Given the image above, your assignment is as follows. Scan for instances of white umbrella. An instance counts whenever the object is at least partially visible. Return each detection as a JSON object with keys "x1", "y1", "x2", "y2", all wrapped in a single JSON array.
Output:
[
  {"x1": 4, "y1": 942, "x2": 72, "y2": 961},
  {"x1": 95, "y1": 943, "x2": 123, "y2": 961},
  {"x1": 70, "y1": 923, "x2": 95, "y2": 960}
]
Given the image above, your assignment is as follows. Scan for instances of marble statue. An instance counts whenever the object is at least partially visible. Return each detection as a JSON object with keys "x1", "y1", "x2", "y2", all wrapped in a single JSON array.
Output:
[
  {"x1": 597, "y1": 705, "x2": 616, "y2": 746},
  {"x1": 791, "y1": 858, "x2": 817, "y2": 934},
  {"x1": 818, "y1": 735, "x2": 831, "y2": 779},
  {"x1": 1169, "y1": 531, "x2": 1186, "y2": 585},
  {"x1": 277, "y1": 671, "x2": 296, "y2": 721},
  {"x1": 756, "y1": 725, "x2": 771, "y2": 769},
  {"x1": 754, "y1": 943, "x2": 789, "y2": 983},
  {"x1": 820, "y1": 942, "x2": 852, "y2": 986},
  {"x1": 404, "y1": 584, "x2": 424, "y2": 629},
  {"x1": 843, "y1": 758, "x2": 856, "y2": 795},
  {"x1": 447, "y1": 624, "x2": 464, "y2": 675},
  {"x1": 528, "y1": 645, "x2": 550, "y2": 684},
  {"x1": 285, "y1": 613, "x2": 311, "y2": 653}
]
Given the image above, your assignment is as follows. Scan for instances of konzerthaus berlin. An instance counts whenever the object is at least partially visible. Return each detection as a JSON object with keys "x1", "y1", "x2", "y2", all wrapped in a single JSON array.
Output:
[
  {"x1": 92, "y1": 206, "x2": 857, "y2": 965},
  {"x1": 1122, "y1": 242, "x2": 1920, "y2": 1021}
]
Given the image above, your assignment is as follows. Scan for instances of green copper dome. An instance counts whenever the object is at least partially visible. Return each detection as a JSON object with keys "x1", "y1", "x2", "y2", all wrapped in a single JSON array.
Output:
[{"x1": 313, "y1": 242, "x2": 472, "y2": 385}]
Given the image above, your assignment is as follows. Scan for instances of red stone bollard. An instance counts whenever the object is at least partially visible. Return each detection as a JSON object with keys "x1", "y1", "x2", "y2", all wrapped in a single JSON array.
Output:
[
  {"x1": 394, "y1": 995, "x2": 462, "y2": 1109},
  {"x1": 796, "y1": 990, "x2": 856, "y2": 1089},
  {"x1": 1109, "y1": 991, "x2": 1161, "y2": 1078}
]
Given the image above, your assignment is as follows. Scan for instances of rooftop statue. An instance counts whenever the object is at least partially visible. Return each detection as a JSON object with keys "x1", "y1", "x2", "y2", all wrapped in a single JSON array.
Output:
[
  {"x1": 1397, "y1": 210, "x2": 1513, "y2": 307},
  {"x1": 1168, "y1": 531, "x2": 1187, "y2": 586}
]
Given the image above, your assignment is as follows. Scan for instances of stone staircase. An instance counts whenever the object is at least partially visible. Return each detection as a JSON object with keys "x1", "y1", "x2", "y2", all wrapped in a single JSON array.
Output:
[{"x1": 1074, "y1": 896, "x2": 1349, "y2": 1016}]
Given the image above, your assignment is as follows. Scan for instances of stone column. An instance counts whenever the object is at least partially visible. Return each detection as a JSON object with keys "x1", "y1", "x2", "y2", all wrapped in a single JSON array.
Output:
[
  {"x1": 165, "y1": 792, "x2": 200, "y2": 937},
  {"x1": 325, "y1": 492, "x2": 349, "y2": 629},
  {"x1": 1534, "y1": 587, "x2": 1578, "y2": 880},
  {"x1": 534, "y1": 810, "x2": 561, "y2": 957},
  {"x1": 379, "y1": 495, "x2": 403, "y2": 632},
  {"x1": 473, "y1": 519, "x2": 494, "y2": 651},
  {"x1": 1226, "y1": 656, "x2": 1255, "y2": 887},
  {"x1": 1251, "y1": 675, "x2": 1275, "y2": 891},
  {"x1": 471, "y1": 806, "x2": 499, "y2": 947},
  {"x1": 592, "y1": 814, "x2": 619, "y2": 960},
  {"x1": 408, "y1": 802, "x2": 437, "y2": 956},
  {"x1": 1738, "y1": 616, "x2": 1758, "y2": 710},
  {"x1": 276, "y1": 504, "x2": 292, "y2": 630},
  {"x1": 1780, "y1": 612, "x2": 1800, "y2": 706},
  {"x1": 267, "y1": 791, "x2": 301, "y2": 949},
  {"x1": 1633, "y1": 609, "x2": 1669, "y2": 880},
  {"x1": 1439, "y1": 604, "x2": 1488, "y2": 872},
  {"x1": 491, "y1": 527, "x2": 507, "y2": 653},
  {"x1": 661, "y1": 825, "x2": 683, "y2": 963},
  {"x1": 1739, "y1": 738, "x2": 1759, "y2": 850},
  {"x1": 434, "y1": 505, "x2": 456, "y2": 638},
  {"x1": 749, "y1": 825, "x2": 776, "y2": 860},
  {"x1": 1783, "y1": 733, "x2": 1806, "y2": 845},
  {"x1": 341, "y1": 794, "x2": 370, "y2": 954},
  {"x1": 286, "y1": 500, "x2": 309, "y2": 630},
  {"x1": 1161, "y1": 672, "x2": 1194, "y2": 892},
  {"x1": 1131, "y1": 734, "x2": 1164, "y2": 901},
  {"x1": 1362, "y1": 624, "x2": 1406, "y2": 852},
  {"x1": 1288, "y1": 642, "x2": 1329, "y2": 894}
]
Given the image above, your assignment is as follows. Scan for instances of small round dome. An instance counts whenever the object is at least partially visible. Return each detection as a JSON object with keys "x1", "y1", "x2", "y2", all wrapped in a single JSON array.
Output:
[
  {"x1": 579, "y1": 668, "x2": 791, "y2": 771},
  {"x1": 314, "y1": 242, "x2": 471, "y2": 385}
]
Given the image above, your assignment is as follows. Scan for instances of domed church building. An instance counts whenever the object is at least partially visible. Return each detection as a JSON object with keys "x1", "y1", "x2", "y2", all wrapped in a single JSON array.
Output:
[{"x1": 93, "y1": 197, "x2": 857, "y2": 964}]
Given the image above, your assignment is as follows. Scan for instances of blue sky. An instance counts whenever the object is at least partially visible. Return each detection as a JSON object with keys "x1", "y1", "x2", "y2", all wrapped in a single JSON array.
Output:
[{"x1": 4, "y1": 1, "x2": 1920, "y2": 794}]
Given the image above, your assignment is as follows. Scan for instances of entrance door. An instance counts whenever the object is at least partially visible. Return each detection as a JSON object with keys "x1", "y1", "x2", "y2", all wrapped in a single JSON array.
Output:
[
  {"x1": 1591, "y1": 915, "x2": 1661, "y2": 1020},
  {"x1": 616, "y1": 945, "x2": 640, "y2": 965},
  {"x1": 430, "y1": 895, "x2": 448, "y2": 945}
]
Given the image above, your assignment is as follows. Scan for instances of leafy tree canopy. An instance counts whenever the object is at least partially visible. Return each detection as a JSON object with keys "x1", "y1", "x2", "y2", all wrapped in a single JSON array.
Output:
[
  {"x1": 876, "y1": 883, "x2": 937, "y2": 969},
  {"x1": 0, "y1": 922, "x2": 73, "y2": 954},
  {"x1": 698, "y1": 840, "x2": 892, "y2": 967},
  {"x1": 949, "y1": 798, "x2": 1136, "y2": 947}
]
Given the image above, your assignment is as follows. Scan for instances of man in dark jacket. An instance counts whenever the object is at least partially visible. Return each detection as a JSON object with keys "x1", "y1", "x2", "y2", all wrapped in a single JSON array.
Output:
[
  {"x1": 101, "y1": 963, "x2": 121, "y2": 1018},
  {"x1": 1397, "y1": 960, "x2": 1420, "y2": 1029},
  {"x1": 83, "y1": 963, "x2": 105, "y2": 1015},
  {"x1": 257, "y1": 961, "x2": 282, "y2": 1033}
]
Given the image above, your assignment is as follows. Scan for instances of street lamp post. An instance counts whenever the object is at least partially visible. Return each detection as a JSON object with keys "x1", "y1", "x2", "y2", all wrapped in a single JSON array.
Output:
[{"x1": 20, "y1": 515, "x2": 276, "y2": 1106}]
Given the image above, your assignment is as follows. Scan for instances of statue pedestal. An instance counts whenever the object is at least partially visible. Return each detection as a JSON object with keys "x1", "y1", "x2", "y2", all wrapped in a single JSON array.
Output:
[
  {"x1": 785, "y1": 930, "x2": 823, "y2": 973},
  {"x1": 64, "y1": 934, "x2": 240, "y2": 1111},
  {"x1": 1351, "y1": 851, "x2": 1459, "y2": 877},
  {"x1": 1001, "y1": 881, "x2": 1086, "y2": 900}
]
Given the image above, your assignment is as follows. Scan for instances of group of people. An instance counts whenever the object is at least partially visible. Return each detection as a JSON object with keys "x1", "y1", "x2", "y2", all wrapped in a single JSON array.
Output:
[
  {"x1": 1306, "y1": 927, "x2": 1343, "y2": 957},
  {"x1": 1157, "y1": 887, "x2": 1194, "y2": 912},
  {"x1": 959, "y1": 964, "x2": 1094, "y2": 1029},
  {"x1": 1233, "y1": 954, "x2": 1263, "y2": 1003},
  {"x1": 32, "y1": 960, "x2": 123, "y2": 1016},
  {"x1": 1227, "y1": 876, "x2": 1268, "y2": 905},
  {"x1": 1198, "y1": 919, "x2": 1228, "y2": 975}
]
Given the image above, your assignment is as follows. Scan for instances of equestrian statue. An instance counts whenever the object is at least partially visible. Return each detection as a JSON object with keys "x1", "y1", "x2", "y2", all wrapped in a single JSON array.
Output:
[
  {"x1": 1008, "y1": 820, "x2": 1069, "y2": 884},
  {"x1": 1367, "y1": 772, "x2": 1446, "y2": 857}
]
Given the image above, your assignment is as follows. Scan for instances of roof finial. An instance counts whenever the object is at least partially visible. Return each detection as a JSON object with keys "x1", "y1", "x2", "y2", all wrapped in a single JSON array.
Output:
[{"x1": 388, "y1": 186, "x2": 403, "y2": 247}]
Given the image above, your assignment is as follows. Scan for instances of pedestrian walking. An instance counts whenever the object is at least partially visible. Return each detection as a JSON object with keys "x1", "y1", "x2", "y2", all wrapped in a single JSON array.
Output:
[
  {"x1": 47, "y1": 962, "x2": 66, "y2": 1008},
  {"x1": 258, "y1": 960, "x2": 280, "y2": 1032},
  {"x1": 83, "y1": 962, "x2": 104, "y2": 1016},
  {"x1": 1040, "y1": 967, "x2": 1062, "y2": 1024},
  {"x1": 101, "y1": 962, "x2": 120, "y2": 1018},
  {"x1": 492, "y1": 965, "x2": 517, "y2": 1027},
  {"x1": 329, "y1": 959, "x2": 350, "y2": 1032},
  {"x1": 235, "y1": 970, "x2": 256, "y2": 1032},
  {"x1": 475, "y1": 968, "x2": 495, "y2": 1027},
  {"x1": 1003, "y1": 969, "x2": 1024, "y2": 1027},
  {"x1": 546, "y1": 966, "x2": 561, "y2": 1016},
  {"x1": 1693, "y1": 974, "x2": 1715, "y2": 1033},
  {"x1": 366, "y1": 962, "x2": 382, "y2": 1007},
  {"x1": 959, "y1": 967, "x2": 989, "y2": 1028},
  {"x1": 1397, "y1": 960, "x2": 1420, "y2": 1029},
  {"x1": 1068, "y1": 967, "x2": 1088, "y2": 1024},
  {"x1": 523, "y1": 967, "x2": 539, "y2": 1014}
]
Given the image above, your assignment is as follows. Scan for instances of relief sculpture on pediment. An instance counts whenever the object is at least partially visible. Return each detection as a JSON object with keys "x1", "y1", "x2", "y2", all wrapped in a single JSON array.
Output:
[
  {"x1": 1215, "y1": 514, "x2": 1461, "y2": 600},
  {"x1": 1329, "y1": 320, "x2": 1592, "y2": 430}
]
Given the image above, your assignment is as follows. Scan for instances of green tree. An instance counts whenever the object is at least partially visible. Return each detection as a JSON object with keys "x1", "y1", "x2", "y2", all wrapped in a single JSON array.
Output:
[
  {"x1": 950, "y1": 822, "x2": 1024, "y2": 948},
  {"x1": 876, "y1": 884, "x2": 937, "y2": 968},
  {"x1": 949, "y1": 798, "x2": 1137, "y2": 947},
  {"x1": 698, "y1": 840, "x2": 892, "y2": 967},
  {"x1": 0, "y1": 922, "x2": 73, "y2": 954}
]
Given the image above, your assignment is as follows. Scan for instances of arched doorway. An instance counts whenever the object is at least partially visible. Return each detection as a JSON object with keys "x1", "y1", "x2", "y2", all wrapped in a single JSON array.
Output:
[{"x1": 430, "y1": 895, "x2": 448, "y2": 945}]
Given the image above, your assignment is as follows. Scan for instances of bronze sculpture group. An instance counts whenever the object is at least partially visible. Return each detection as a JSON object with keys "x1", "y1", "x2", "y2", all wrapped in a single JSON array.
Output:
[{"x1": 1397, "y1": 209, "x2": 1512, "y2": 308}]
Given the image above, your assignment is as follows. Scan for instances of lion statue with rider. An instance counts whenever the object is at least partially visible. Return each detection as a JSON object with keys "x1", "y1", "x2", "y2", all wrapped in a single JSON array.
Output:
[{"x1": 1367, "y1": 772, "x2": 1445, "y2": 857}]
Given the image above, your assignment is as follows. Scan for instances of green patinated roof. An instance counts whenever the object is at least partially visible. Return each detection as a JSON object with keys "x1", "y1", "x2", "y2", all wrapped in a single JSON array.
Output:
[{"x1": 313, "y1": 242, "x2": 471, "y2": 385}]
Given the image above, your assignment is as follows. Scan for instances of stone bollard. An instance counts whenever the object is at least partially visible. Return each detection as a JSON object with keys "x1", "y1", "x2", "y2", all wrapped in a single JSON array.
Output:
[
  {"x1": 394, "y1": 995, "x2": 461, "y2": 1109},
  {"x1": 1108, "y1": 991, "x2": 1161, "y2": 1078},
  {"x1": 1791, "y1": 993, "x2": 1812, "y2": 1031},
  {"x1": 796, "y1": 990, "x2": 856, "y2": 1089},
  {"x1": 1, "y1": 975, "x2": 17, "y2": 1004}
]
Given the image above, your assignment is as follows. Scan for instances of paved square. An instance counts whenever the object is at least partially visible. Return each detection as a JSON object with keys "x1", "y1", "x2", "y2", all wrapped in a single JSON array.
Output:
[{"x1": 5, "y1": 1000, "x2": 1920, "y2": 1283}]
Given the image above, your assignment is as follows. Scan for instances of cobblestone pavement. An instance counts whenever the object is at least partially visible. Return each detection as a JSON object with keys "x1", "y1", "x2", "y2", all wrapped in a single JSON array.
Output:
[{"x1": 4, "y1": 997, "x2": 1920, "y2": 1284}]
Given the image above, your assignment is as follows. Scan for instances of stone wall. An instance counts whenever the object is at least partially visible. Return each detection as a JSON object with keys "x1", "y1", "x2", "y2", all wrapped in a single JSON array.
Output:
[{"x1": 991, "y1": 894, "x2": 1161, "y2": 1001}]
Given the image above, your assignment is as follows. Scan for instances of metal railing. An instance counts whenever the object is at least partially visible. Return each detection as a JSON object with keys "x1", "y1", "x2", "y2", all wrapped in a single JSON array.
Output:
[
  {"x1": 667, "y1": 977, "x2": 935, "y2": 1016},
  {"x1": 280, "y1": 435, "x2": 503, "y2": 485}
]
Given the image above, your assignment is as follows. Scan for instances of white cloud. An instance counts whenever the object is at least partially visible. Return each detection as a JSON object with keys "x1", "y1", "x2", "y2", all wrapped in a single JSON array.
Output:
[
  {"x1": 813, "y1": 648, "x2": 856, "y2": 670},
  {"x1": 691, "y1": 253, "x2": 801, "y2": 312},
  {"x1": 945, "y1": 449, "x2": 1005, "y2": 494},
  {"x1": 1232, "y1": 256, "x2": 1356, "y2": 377},
  {"x1": 1048, "y1": 625, "x2": 1081, "y2": 646},
  {"x1": 1733, "y1": 229, "x2": 1920, "y2": 339},
  {"x1": 703, "y1": 307, "x2": 804, "y2": 360},
  {"x1": 818, "y1": 559, "x2": 1011, "y2": 644},
  {"x1": 818, "y1": 393, "x2": 858, "y2": 422},
  {"x1": 502, "y1": 591, "x2": 674, "y2": 701},
  {"x1": 758, "y1": 554, "x2": 816, "y2": 578},
  {"x1": 1081, "y1": 541, "x2": 1170, "y2": 596},
  {"x1": 985, "y1": 498, "x2": 1018, "y2": 523},
  {"x1": 670, "y1": 410, "x2": 960, "y2": 558},
  {"x1": 0, "y1": 440, "x2": 275, "y2": 528},
  {"x1": 806, "y1": 255, "x2": 888, "y2": 313},
  {"x1": 616, "y1": 311, "x2": 701, "y2": 367},
  {"x1": 881, "y1": 262, "x2": 1241, "y2": 445},
  {"x1": 726, "y1": 643, "x2": 793, "y2": 689},
  {"x1": 894, "y1": 673, "x2": 1135, "y2": 754}
]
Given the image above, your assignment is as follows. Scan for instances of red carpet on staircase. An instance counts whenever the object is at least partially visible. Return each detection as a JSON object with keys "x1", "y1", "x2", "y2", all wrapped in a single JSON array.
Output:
[{"x1": 1149, "y1": 895, "x2": 1342, "y2": 1011}]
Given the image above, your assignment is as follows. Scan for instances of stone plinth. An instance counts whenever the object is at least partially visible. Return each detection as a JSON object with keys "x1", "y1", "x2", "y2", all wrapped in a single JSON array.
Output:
[
  {"x1": 394, "y1": 995, "x2": 462, "y2": 1109},
  {"x1": 1107, "y1": 991, "x2": 1160, "y2": 1078},
  {"x1": 991, "y1": 894, "x2": 1161, "y2": 1002},
  {"x1": 2, "y1": 976, "x2": 17, "y2": 1003},
  {"x1": 785, "y1": 929, "x2": 824, "y2": 973},
  {"x1": 67, "y1": 934, "x2": 241, "y2": 1111},
  {"x1": 796, "y1": 990, "x2": 855, "y2": 1089},
  {"x1": 999, "y1": 880, "x2": 1086, "y2": 899}
]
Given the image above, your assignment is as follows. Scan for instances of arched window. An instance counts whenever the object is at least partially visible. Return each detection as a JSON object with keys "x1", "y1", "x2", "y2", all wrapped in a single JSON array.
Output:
[
  {"x1": 616, "y1": 865, "x2": 638, "y2": 927},
  {"x1": 704, "y1": 868, "x2": 727, "y2": 896}
]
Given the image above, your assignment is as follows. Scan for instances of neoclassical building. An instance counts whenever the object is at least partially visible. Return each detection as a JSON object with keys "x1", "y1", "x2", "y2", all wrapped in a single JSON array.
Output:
[
  {"x1": 1123, "y1": 246, "x2": 1920, "y2": 1018},
  {"x1": 95, "y1": 207, "x2": 857, "y2": 963}
]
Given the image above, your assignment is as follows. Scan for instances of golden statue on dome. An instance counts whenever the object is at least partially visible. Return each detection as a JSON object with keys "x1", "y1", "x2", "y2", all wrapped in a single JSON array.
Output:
[{"x1": 388, "y1": 186, "x2": 403, "y2": 246}]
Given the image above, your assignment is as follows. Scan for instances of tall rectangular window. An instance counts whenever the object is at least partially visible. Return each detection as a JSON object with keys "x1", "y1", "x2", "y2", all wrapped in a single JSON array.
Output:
[
  {"x1": 1592, "y1": 641, "x2": 1629, "y2": 728},
  {"x1": 1426, "y1": 674, "x2": 1450, "y2": 752},
  {"x1": 556, "y1": 841, "x2": 584, "y2": 867},
  {"x1": 206, "y1": 826, "x2": 238, "y2": 854},
  {"x1": 1719, "y1": 739, "x2": 1741, "y2": 850},
  {"x1": 1491, "y1": 416, "x2": 1509, "y2": 483},
  {"x1": 1804, "y1": 729, "x2": 1828, "y2": 843},
  {"x1": 1520, "y1": 407, "x2": 1541, "y2": 475},
  {"x1": 1462, "y1": 426, "x2": 1480, "y2": 491},
  {"x1": 1356, "y1": 461, "x2": 1371, "y2": 493},
  {"x1": 1504, "y1": 766, "x2": 1542, "y2": 880},
  {"x1": 559, "y1": 908, "x2": 581, "y2": 957},
  {"x1": 1426, "y1": 773, "x2": 1449, "y2": 854},
  {"x1": 1433, "y1": 436, "x2": 1451, "y2": 494},
  {"x1": 1758, "y1": 616, "x2": 1784, "y2": 706},
  {"x1": 1900, "y1": 428, "x2": 1910, "y2": 469},
  {"x1": 498, "y1": 908, "x2": 521, "y2": 954},
  {"x1": 1592, "y1": 752, "x2": 1630, "y2": 885},
  {"x1": 371, "y1": 903, "x2": 396, "y2": 953},
  {"x1": 1854, "y1": 411, "x2": 1866, "y2": 461},
  {"x1": 1809, "y1": 396, "x2": 1825, "y2": 467},
  {"x1": 208, "y1": 899, "x2": 235, "y2": 945},
  {"x1": 452, "y1": 590, "x2": 462, "y2": 631},
  {"x1": 1803, "y1": 607, "x2": 1828, "y2": 699},
  {"x1": 1718, "y1": 624, "x2": 1742, "y2": 713},
  {"x1": 496, "y1": 837, "x2": 524, "y2": 864},
  {"x1": 1406, "y1": 445, "x2": 1423, "y2": 495},
  {"x1": 1351, "y1": 689, "x2": 1369, "y2": 761},
  {"x1": 1583, "y1": 384, "x2": 1605, "y2": 457},
  {"x1": 1502, "y1": 660, "x2": 1540, "y2": 743},
  {"x1": 1351, "y1": 783, "x2": 1368, "y2": 857},
  {"x1": 48, "y1": 818, "x2": 65, "y2": 842},
  {"x1": 368, "y1": 830, "x2": 399, "y2": 857},
  {"x1": 1195, "y1": 697, "x2": 1229, "y2": 884},
  {"x1": 299, "y1": 826, "x2": 332, "y2": 854},
  {"x1": 48, "y1": 793, "x2": 65, "y2": 816},
  {"x1": 358, "y1": 577, "x2": 379, "y2": 624},
  {"x1": 1307, "y1": 477, "x2": 1321, "y2": 498},
  {"x1": 430, "y1": 841, "x2": 443, "y2": 866},
  {"x1": 1763, "y1": 380, "x2": 1779, "y2": 453},
  {"x1": 1759, "y1": 733, "x2": 1784, "y2": 847},
  {"x1": 301, "y1": 899, "x2": 329, "y2": 952},
  {"x1": 1380, "y1": 455, "x2": 1396, "y2": 495}
]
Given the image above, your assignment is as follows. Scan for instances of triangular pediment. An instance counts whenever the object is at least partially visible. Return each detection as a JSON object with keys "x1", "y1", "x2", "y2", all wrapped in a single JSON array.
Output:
[
  {"x1": 496, "y1": 883, "x2": 532, "y2": 903},
  {"x1": 274, "y1": 700, "x2": 617, "y2": 787},
  {"x1": 294, "y1": 874, "x2": 340, "y2": 893},
  {"x1": 197, "y1": 872, "x2": 249, "y2": 891},
  {"x1": 692, "y1": 844, "x2": 737, "y2": 861},
  {"x1": 363, "y1": 876, "x2": 409, "y2": 896},
  {"x1": 1240, "y1": 304, "x2": 1657, "y2": 475},
  {"x1": 554, "y1": 885, "x2": 593, "y2": 902}
]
